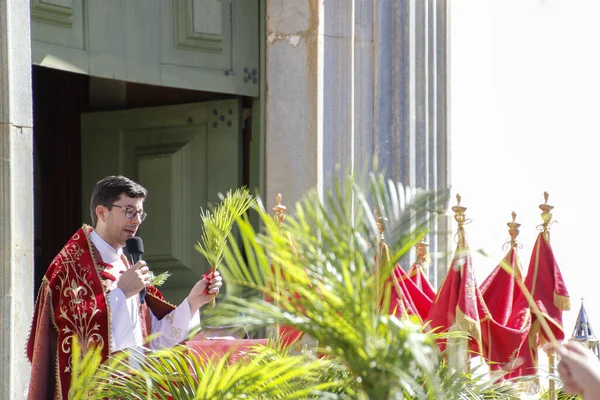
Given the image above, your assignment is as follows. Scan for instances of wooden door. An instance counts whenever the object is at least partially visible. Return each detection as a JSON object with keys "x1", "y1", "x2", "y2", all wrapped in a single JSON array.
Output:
[
  {"x1": 81, "y1": 99, "x2": 242, "y2": 303},
  {"x1": 31, "y1": 0, "x2": 259, "y2": 96}
]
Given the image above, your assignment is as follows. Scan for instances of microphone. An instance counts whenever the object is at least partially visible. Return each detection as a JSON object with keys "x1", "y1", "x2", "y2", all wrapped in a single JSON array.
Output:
[{"x1": 126, "y1": 237, "x2": 146, "y2": 304}]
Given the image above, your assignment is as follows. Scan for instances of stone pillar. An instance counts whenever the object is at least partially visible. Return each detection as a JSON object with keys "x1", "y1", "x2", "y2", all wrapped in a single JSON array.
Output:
[
  {"x1": 265, "y1": 0, "x2": 322, "y2": 206},
  {"x1": 264, "y1": 0, "x2": 371, "y2": 203},
  {"x1": 0, "y1": 0, "x2": 34, "y2": 398},
  {"x1": 265, "y1": 0, "x2": 450, "y2": 285}
]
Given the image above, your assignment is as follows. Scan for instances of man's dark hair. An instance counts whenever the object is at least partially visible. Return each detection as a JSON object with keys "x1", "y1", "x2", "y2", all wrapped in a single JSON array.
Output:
[{"x1": 90, "y1": 175, "x2": 148, "y2": 227}]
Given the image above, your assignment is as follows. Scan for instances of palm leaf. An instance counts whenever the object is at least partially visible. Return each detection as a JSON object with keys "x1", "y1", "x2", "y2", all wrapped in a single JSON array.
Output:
[
  {"x1": 195, "y1": 187, "x2": 255, "y2": 271},
  {"x1": 70, "y1": 172, "x2": 534, "y2": 399},
  {"x1": 149, "y1": 271, "x2": 171, "y2": 287},
  {"x1": 205, "y1": 173, "x2": 452, "y2": 399},
  {"x1": 73, "y1": 342, "x2": 344, "y2": 399}
]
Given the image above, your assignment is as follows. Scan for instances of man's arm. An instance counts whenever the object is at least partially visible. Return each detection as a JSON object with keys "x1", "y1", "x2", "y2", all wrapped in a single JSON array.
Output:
[{"x1": 147, "y1": 271, "x2": 223, "y2": 349}]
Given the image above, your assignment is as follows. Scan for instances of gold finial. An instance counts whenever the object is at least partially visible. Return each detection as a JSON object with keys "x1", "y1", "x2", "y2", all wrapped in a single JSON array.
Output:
[
  {"x1": 507, "y1": 211, "x2": 521, "y2": 246},
  {"x1": 374, "y1": 209, "x2": 387, "y2": 240},
  {"x1": 273, "y1": 193, "x2": 287, "y2": 227},
  {"x1": 416, "y1": 237, "x2": 430, "y2": 264},
  {"x1": 452, "y1": 194, "x2": 467, "y2": 226},
  {"x1": 452, "y1": 194, "x2": 468, "y2": 244},
  {"x1": 539, "y1": 191, "x2": 554, "y2": 233}
]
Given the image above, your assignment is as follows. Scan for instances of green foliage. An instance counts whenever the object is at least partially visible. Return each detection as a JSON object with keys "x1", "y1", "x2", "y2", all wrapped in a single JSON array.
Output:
[
  {"x1": 205, "y1": 173, "x2": 458, "y2": 399},
  {"x1": 69, "y1": 173, "x2": 549, "y2": 399},
  {"x1": 196, "y1": 187, "x2": 255, "y2": 270},
  {"x1": 69, "y1": 339, "x2": 344, "y2": 399},
  {"x1": 149, "y1": 271, "x2": 171, "y2": 287}
]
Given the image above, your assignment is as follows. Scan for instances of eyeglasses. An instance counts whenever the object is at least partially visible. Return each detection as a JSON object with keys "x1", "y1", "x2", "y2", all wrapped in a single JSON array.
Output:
[{"x1": 107, "y1": 204, "x2": 147, "y2": 222}]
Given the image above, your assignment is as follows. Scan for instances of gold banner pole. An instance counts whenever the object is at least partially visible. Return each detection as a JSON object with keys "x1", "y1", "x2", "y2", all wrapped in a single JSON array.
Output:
[
  {"x1": 540, "y1": 192, "x2": 556, "y2": 400},
  {"x1": 272, "y1": 193, "x2": 287, "y2": 338},
  {"x1": 451, "y1": 194, "x2": 470, "y2": 372},
  {"x1": 546, "y1": 346, "x2": 556, "y2": 400}
]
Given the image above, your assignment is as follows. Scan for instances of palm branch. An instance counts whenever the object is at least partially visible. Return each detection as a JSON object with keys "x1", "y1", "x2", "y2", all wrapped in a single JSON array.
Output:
[
  {"x1": 196, "y1": 187, "x2": 255, "y2": 271},
  {"x1": 70, "y1": 172, "x2": 539, "y2": 399},
  {"x1": 204, "y1": 173, "x2": 456, "y2": 399},
  {"x1": 196, "y1": 188, "x2": 254, "y2": 306},
  {"x1": 149, "y1": 270, "x2": 171, "y2": 287},
  {"x1": 69, "y1": 338, "x2": 345, "y2": 399}
]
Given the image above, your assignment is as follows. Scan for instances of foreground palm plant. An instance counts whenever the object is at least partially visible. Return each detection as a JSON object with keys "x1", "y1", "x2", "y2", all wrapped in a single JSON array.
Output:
[
  {"x1": 205, "y1": 173, "x2": 503, "y2": 399},
  {"x1": 68, "y1": 338, "x2": 344, "y2": 399},
  {"x1": 69, "y1": 173, "x2": 535, "y2": 399},
  {"x1": 202, "y1": 174, "x2": 537, "y2": 399}
]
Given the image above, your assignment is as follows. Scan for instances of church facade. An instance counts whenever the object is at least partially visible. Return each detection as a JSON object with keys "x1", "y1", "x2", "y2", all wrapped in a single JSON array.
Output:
[{"x1": 0, "y1": 1, "x2": 449, "y2": 396}]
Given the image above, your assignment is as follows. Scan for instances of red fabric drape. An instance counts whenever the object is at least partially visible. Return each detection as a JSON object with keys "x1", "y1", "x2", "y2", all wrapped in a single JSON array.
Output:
[
  {"x1": 389, "y1": 264, "x2": 433, "y2": 322},
  {"x1": 479, "y1": 247, "x2": 531, "y2": 376},
  {"x1": 506, "y1": 232, "x2": 570, "y2": 378},
  {"x1": 388, "y1": 264, "x2": 418, "y2": 319},
  {"x1": 427, "y1": 242, "x2": 483, "y2": 354},
  {"x1": 406, "y1": 262, "x2": 436, "y2": 302}
]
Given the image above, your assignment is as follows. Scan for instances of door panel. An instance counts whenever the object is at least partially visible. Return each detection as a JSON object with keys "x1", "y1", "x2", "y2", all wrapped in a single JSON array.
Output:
[
  {"x1": 32, "y1": 0, "x2": 259, "y2": 96},
  {"x1": 160, "y1": 0, "x2": 259, "y2": 95},
  {"x1": 81, "y1": 99, "x2": 242, "y2": 303},
  {"x1": 31, "y1": 0, "x2": 85, "y2": 49}
]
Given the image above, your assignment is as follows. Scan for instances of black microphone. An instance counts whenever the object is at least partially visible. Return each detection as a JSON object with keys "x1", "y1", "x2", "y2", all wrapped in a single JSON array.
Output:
[{"x1": 126, "y1": 237, "x2": 146, "y2": 304}]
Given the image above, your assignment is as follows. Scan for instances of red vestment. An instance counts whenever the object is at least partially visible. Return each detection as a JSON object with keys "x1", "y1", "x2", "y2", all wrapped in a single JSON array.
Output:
[{"x1": 26, "y1": 225, "x2": 175, "y2": 400}]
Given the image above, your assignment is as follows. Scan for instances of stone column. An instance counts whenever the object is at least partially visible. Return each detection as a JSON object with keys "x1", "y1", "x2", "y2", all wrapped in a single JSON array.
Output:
[
  {"x1": 265, "y1": 0, "x2": 323, "y2": 206},
  {"x1": 0, "y1": 0, "x2": 34, "y2": 398},
  {"x1": 265, "y1": 0, "x2": 450, "y2": 285},
  {"x1": 264, "y1": 0, "x2": 322, "y2": 350}
]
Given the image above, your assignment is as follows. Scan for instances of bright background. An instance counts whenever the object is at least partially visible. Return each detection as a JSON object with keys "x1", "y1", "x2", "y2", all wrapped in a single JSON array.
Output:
[{"x1": 450, "y1": 0, "x2": 599, "y2": 341}]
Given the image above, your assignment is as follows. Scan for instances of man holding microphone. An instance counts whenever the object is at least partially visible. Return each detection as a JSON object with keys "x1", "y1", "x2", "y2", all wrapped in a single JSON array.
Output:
[{"x1": 26, "y1": 175, "x2": 222, "y2": 400}]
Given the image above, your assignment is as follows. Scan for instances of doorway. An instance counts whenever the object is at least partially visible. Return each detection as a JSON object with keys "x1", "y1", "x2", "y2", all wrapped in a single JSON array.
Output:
[{"x1": 32, "y1": 65, "x2": 253, "y2": 300}]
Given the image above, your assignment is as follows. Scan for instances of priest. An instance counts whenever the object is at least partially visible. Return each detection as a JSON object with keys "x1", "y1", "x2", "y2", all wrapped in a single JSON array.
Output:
[{"x1": 26, "y1": 175, "x2": 223, "y2": 400}]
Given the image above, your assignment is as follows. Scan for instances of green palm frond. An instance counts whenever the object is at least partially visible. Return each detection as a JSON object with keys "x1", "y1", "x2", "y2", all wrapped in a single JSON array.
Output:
[
  {"x1": 70, "y1": 172, "x2": 540, "y2": 399},
  {"x1": 538, "y1": 372, "x2": 582, "y2": 400},
  {"x1": 204, "y1": 173, "x2": 452, "y2": 399},
  {"x1": 430, "y1": 360, "x2": 524, "y2": 399},
  {"x1": 70, "y1": 341, "x2": 344, "y2": 399},
  {"x1": 196, "y1": 187, "x2": 254, "y2": 270},
  {"x1": 149, "y1": 271, "x2": 171, "y2": 287}
]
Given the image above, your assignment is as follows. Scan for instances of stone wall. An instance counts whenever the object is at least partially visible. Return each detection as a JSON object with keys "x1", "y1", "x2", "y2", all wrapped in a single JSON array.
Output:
[{"x1": 0, "y1": 0, "x2": 34, "y2": 398}]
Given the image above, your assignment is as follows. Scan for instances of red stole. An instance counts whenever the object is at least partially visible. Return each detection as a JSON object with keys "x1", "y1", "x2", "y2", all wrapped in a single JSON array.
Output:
[{"x1": 26, "y1": 225, "x2": 175, "y2": 400}]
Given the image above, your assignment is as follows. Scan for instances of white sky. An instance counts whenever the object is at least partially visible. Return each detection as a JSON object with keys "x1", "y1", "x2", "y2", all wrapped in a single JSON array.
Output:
[{"x1": 450, "y1": 0, "x2": 599, "y2": 340}]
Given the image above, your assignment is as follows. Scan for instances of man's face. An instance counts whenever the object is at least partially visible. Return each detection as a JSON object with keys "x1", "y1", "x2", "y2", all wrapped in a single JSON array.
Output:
[{"x1": 96, "y1": 194, "x2": 145, "y2": 249}]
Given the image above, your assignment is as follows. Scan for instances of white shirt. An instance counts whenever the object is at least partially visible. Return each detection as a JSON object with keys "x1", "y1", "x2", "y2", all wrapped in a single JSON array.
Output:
[{"x1": 90, "y1": 231, "x2": 200, "y2": 353}]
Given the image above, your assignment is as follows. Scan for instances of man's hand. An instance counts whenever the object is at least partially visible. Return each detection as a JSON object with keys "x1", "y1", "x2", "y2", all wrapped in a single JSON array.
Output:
[
  {"x1": 187, "y1": 271, "x2": 223, "y2": 313},
  {"x1": 117, "y1": 260, "x2": 150, "y2": 298}
]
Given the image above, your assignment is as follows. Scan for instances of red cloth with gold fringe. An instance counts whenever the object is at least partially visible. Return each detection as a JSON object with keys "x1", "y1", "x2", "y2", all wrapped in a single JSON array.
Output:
[
  {"x1": 406, "y1": 261, "x2": 436, "y2": 302},
  {"x1": 479, "y1": 247, "x2": 531, "y2": 376},
  {"x1": 506, "y1": 232, "x2": 570, "y2": 378},
  {"x1": 427, "y1": 241, "x2": 484, "y2": 355},
  {"x1": 389, "y1": 264, "x2": 433, "y2": 322}
]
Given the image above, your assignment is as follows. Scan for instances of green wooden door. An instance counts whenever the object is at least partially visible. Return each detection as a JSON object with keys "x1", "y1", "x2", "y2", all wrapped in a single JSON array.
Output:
[
  {"x1": 81, "y1": 99, "x2": 242, "y2": 303},
  {"x1": 32, "y1": 0, "x2": 259, "y2": 96}
]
